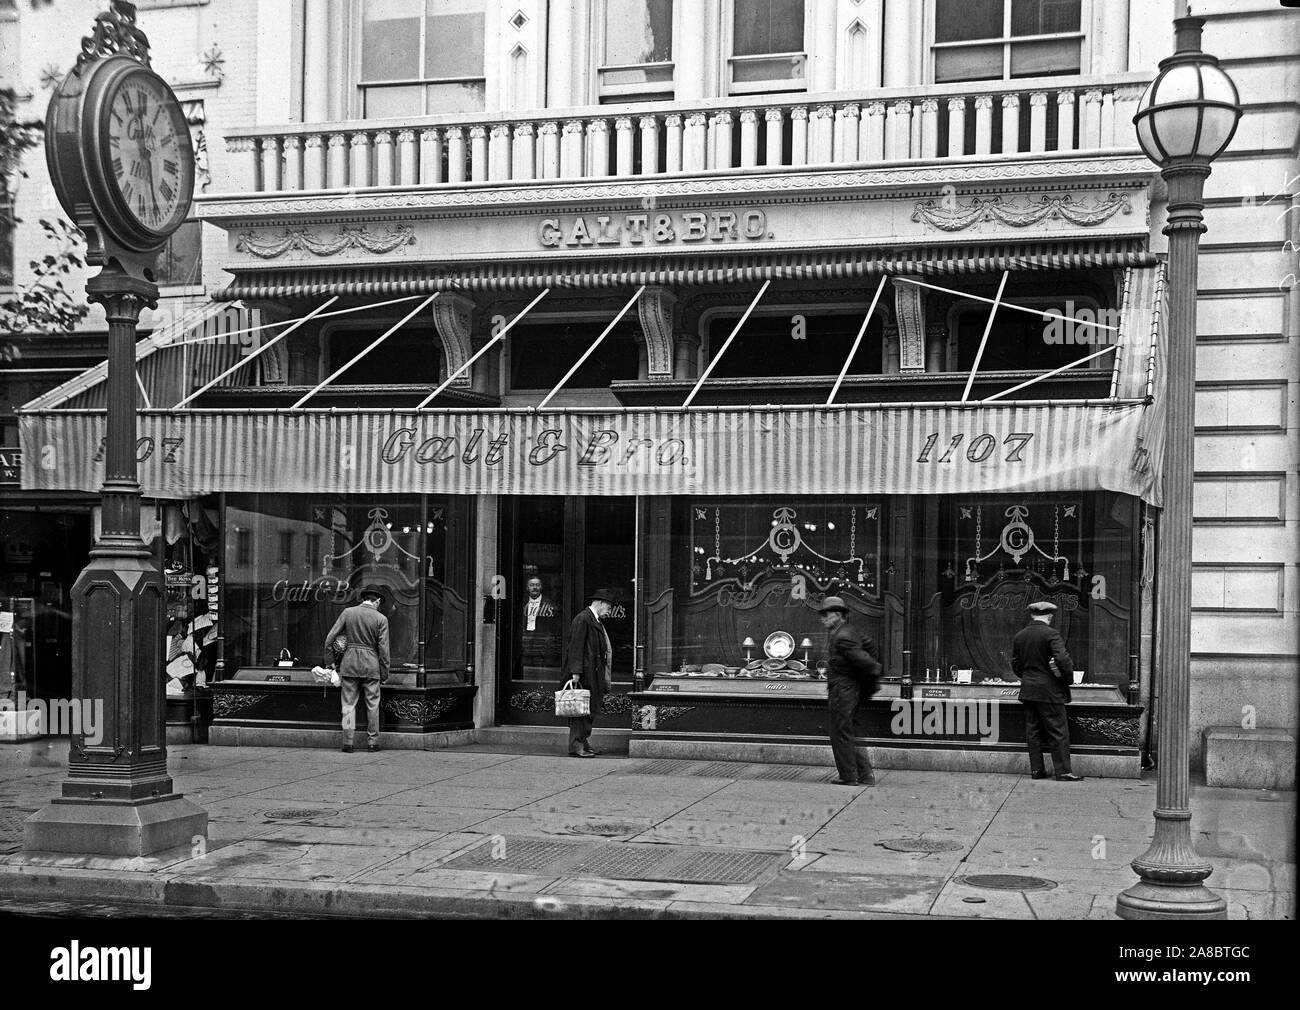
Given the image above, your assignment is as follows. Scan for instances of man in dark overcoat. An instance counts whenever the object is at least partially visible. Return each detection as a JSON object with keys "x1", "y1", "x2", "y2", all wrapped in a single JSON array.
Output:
[
  {"x1": 324, "y1": 584, "x2": 390, "y2": 754},
  {"x1": 561, "y1": 588, "x2": 616, "y2": 758},
  {"x1": 1011, "y1": 600, "x2": 1083, "y2": 781},
  {"x1": 819, "y1": 595, "x2": 881, "y2": 786}
]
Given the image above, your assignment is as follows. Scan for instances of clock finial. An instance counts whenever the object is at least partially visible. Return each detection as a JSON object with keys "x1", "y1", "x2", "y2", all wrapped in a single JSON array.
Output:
[{"x1": 76, "y1": 1, "x2": 151, "y2": 70}]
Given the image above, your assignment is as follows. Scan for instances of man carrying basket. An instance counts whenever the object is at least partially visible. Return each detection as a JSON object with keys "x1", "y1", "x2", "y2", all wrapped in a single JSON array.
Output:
[{"x1": 558, "y1": 588, "x2": 617, "y2": 758}]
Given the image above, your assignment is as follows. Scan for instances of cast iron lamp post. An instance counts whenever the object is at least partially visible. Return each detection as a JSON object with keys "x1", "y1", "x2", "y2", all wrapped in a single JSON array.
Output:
[{"x1": 1117, "y1": 15, "x2": 1241, "y2": 920}]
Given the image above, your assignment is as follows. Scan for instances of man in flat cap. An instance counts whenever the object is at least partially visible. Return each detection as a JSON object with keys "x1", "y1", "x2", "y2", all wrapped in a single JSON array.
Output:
[
  {"x1": 1011, "y1": 601, "x2": 1083, "y2": 781},
  {"x1": 561, "y1": 588, "x2": 617, "y2": 758},
  {"x1": 818, "y1": 596, "x2": 882, "y2": 786},
  {"x1": 325, "y1": 584, "x2": 390, "y2": 754}
]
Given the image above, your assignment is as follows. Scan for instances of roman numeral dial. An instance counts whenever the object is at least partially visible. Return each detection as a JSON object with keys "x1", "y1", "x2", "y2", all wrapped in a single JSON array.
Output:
[{"x1": 103, "y1": 71, "x2": 193, "y2": 237}]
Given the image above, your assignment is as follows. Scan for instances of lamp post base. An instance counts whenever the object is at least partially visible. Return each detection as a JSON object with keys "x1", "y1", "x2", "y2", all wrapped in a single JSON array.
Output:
[
  {"x1": 24, "y1": 795, "x2": 208, "y2": 857},
  {"x1": 1116, "y1": 881, "x2": 1229, "y2": 920}
]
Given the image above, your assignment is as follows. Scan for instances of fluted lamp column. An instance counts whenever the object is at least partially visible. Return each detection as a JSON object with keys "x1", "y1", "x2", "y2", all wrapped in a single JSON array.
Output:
[{"x1": 1116, "y1": 15, "x2": 1241, "y2": 921}]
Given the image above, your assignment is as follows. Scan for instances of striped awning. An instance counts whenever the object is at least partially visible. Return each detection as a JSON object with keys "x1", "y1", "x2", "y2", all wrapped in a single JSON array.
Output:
[{"x1": 213, "y1": 240, "x2": 1157, "y2": 300}]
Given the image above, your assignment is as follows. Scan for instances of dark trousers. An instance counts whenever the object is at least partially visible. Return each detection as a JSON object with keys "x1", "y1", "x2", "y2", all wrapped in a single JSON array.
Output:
[
  {"x1": 827, "y1": 674, "x2": 873, "y2": 782},
  {"x1": 568, "y1": 715, "x2": 594, "y2": 754},
  {"x1": 1022, "y1": 700, "x2": 1071, "y2": 775}
]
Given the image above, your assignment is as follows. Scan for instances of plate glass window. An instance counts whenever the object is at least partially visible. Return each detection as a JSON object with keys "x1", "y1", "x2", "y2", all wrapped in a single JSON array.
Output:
[
  {"x1": 360, "y1": 0, "x2": 487, "y2": 117},
  {"x1": 729, "y1": 0, "x2": 806, "y2": 95},
  {"x1": 933, "y1": 0, "x2": 1082, "y2": 83},
  {"x1": 599, "y1": 0, "x2": 674, "y2": 102},
  {"x1": 153, "y1": 218, "x2": 202, "y2": 288}
]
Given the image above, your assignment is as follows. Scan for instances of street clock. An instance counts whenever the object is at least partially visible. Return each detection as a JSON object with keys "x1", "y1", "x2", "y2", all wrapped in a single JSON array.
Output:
[{"x1": 45, "y1": 2, "x2": 194, "y2": 270}]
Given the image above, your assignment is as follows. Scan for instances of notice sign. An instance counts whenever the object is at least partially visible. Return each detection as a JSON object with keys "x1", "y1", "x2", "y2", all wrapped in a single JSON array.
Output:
[
  {"x1": 539, "y1": 209, "x2": 771, "y2": 249},
  {"x1": 0, "y1": 447, "x2": 19, "y2": 485}
]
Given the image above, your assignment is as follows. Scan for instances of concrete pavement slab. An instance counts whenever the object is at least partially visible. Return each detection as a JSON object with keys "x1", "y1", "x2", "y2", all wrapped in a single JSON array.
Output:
[
  {"x1": 301, "y1": 804, "x2": 499, "y2": 833},
  {"x1": 537, "y1": 875, "x2": 761, "y2": 904},
  {"x1": 745, "y1": 870, "x2": 949, "y2": 914},
  {"x1": 238, "y1": 779, "x2": 418, "y2": 804}
]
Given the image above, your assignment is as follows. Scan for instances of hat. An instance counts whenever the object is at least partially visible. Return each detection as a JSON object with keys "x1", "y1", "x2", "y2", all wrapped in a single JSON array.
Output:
[
  {"x1": 1028, "y1": 601, "x2": 1058, "y2": 614},
  {"x1": 359, "y1": 584, "x2": 387, "y2": 604},
  {"x1": 817, "y1": 596, "x2": 850, "y2": 614},
  {"x1": 589, "y1": 587, "x2": 621, "y2": 605}
]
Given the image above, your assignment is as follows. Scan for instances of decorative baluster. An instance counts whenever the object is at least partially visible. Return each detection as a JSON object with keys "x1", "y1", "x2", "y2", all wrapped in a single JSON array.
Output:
[
  {"x1": 664, "y1": 114, "x2": 683, "y2": 172},
  {"x1": 639, "y1": 115, "x2": 660, "y2": 175},
  {"x1": 790, "y1": 106, "x2": 809, "y2": 166},
  {"x1": 561, "y1": 120, "x2": 585, "y2": 177},
  {"x1": 1000, "y1": 94, "x2": 1020, "y2": 154},
  {"x1": 1100, "y1": 89, "x2": 1116, "y2": 146},
  {"x1": 919, "y1": 99, "x2": 938, "y2": 159},
  {"x1": 469, "y1": 126, "x2": 488, "y2": 182},
  {"x1": 260, "y1": 135, "x2": 281, "y2": 191},
  {"x1": 684, "y1": 113, "x2": 707, "y2": 171},
  {"x1": 1028, "y1": 93, "x2": 1048, "y2": 153},
  {"x1": 303, "y1": 134, "x2": 325, "y2": 189},
  {"x1": 832, "y1": 104, "x2": 858, "y2": 163},
  {"x1": 327, "y1": 133, "x2": 347, "y2": 187},
  {"x1": 587, "y1": 119, "x2": 609, "y2": 177},
  {"x1": 946, "y1": 97, "x2": 966, "y2": 157},
  {"x1": 488, "y1": 124, "x2": 510, "y2": 180},
  {"x1": 350, "y1": 132, "x2": 371, "y2": 188},
  {"x1": 229, "y1": 136, "x2": 258, "y2": 192},
  {"x1": 446, "y1": 127, "x2": 467, "y2": 183},
  {"x1": 1081, "y1": 88, "x2": 1103, "y2": 149},
  {"x1": 419, "y1": 128, "x2": 442, "y2": 184},
  {"x1": 374, "y1": 131, "x2": 394, "y2": 187},
  {"x1": 513, "y1": 122, "x2": 536, "y2": 181},
  {"x1": 282, "y1": 135, "x2": 302, "y2": 191},
  {"x1": 397, "y1": 130, "x2": 417, "y2": 185},
  {"x1": 862, "y1": 101, "x2": 885, "y2": 161},
  {"x1": 615, "y1": 117, "x2": 635, "y2": 176},
  {"x1": 539, "y1": 122, "x2": 560, "y2": 178},
  {"x1": 712, "y1": 111, "x2": 734, "y2": 169},
  {"x1": 1056, "y1": 91, "x2": 1076, "y2": 151},
  {"x1": 739, "y1": 110, "x2": 759, "y2": 168},
  {"x1": 809, "y1": 105, "x2": 832, "y2": 164},
  {"x1": 1112, "y1": 85, "x2": 1143, "y2": 146},
  {"x1": 763, "y1": 108, "x2": 784, "y2": 167},
  {"x1": 886, "y1": 99, "x2": 912, "y2": 159},
  {"x1": 973, "y1": 95, "x2": 994, "y2": 155}
]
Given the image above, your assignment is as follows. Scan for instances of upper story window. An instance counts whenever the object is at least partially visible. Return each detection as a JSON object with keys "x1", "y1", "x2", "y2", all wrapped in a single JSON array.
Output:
[
  {"x1": 704, "y1": 309, "x2": 882, "y2": 379},
  {"x1": 359, "y1": 0, "x2": 487, "y2": 118},
  {"x1": 325, "y1": 326, "x2": 442, "y2": 385},
  {"x1": 153, "y1": 219, "x2": 203, "y2": 288},
  {"x1": 508, "y1": 320, "x2": 639, "y2": 391},
  {"x1": 598, "y1": 0, "x2": 675, "y2": 103},
  {"x1": 728, "y1": 0, "x2": 807, "y2": 96},
  {"x1": 933, "y1": 0, "x2": 1083, "y2": 84}
]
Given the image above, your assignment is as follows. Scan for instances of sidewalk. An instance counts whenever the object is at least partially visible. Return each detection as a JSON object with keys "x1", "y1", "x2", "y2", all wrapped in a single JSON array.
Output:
[{"x1": 0, "y1": 737, "x2": 1293, "y2": 919}]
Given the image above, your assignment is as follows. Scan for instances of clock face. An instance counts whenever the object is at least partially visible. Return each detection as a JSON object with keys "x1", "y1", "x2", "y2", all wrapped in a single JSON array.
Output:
[{"x1": 102, "y1": 69, "x2": 193, "y2": 237}]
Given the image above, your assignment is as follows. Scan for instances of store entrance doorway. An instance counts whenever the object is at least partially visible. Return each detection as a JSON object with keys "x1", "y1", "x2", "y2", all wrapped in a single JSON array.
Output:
[{"x1": 497, "y1": 496, "x2": 635, "y2": 725}]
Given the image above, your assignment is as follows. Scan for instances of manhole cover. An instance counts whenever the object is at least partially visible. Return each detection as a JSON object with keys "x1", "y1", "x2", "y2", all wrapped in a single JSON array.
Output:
[
  {"x1": 957, "y1": 874, "x2": 1057, "y2": 891},
  {"x1": 877, "y1": 837, "x2": 965, "y2": 853},
  {"x1": 569, "y1": 822, "x2": 643, "y2": 836},
  {"x1": 261, "y1": 809, "x2": 329, "y2": 821}
]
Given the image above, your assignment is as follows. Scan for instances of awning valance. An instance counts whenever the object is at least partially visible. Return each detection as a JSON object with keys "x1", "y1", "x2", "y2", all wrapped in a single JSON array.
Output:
[
  {"x1": 212, "y1": 241, "x2": 1158, "y2": 300},
  {"x1": 19, "y1": 401, "x2": 1164, "y2": 504}
]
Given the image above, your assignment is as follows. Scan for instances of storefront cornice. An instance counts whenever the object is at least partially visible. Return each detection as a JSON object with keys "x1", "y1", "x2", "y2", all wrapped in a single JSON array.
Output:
[{"x1": 194, "y1": 155, "x2": 1156, "y2": 228}]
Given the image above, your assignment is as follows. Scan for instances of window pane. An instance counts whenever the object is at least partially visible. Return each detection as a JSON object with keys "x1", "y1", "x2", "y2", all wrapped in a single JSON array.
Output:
[
  {"x1": 1010, "y1": 37, "x2": 1080, "y2": 77},
  {"x1": 425, "y1": 80, "x2": 486, "y2": 114},
  {"x1": 1011, "y1": 0, "x2": 1080, "y2": 36},
  {"x1": 935, "y1": 0, "x2": 1003, "y2": 43},
  {"x1": 517, "y1": 499, "x2": 565, "y2": 680},
  {"x1": 604, "y1": 0, "x2": 673, "y2": 65},
  {"x1": 155, "y1": 219, "x2": 202, "y2": 287},
  {"x1": 734, "y1": 0, "x2": 805, "y2": 57},
  {"x1": 509, "y1": 321, "x2": 640, "y2": 389},
  {"x1": 934, "y1": 43, "x2": 1003, "y2": 83},
  {"x1": 423, "y1": 500, "x2": 470, "y2": 672},
  {"x1": 326, "y1": 328, "x2": 442, "y2": 385},
  {"x1": 706, "y1": 313, "x2": 882, "y2": 379},
  {"x1": 363, "y1": 84, "x2": 423, "y2": 118},
  {"x1": 361, "y1": 0, "x2": 423, "y2": 81},
  {"x1": 731, "y1": 54, "x2": 807, "y2": 84},
  {"x1": 425, "y1": 1, "x2": 486, "y2": 79},
  {"x1": 599, "y1": 64, "x2": 675, "y2": 88}
]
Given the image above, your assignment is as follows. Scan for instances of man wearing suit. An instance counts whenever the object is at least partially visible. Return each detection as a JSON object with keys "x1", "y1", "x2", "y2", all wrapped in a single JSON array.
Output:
[
  {"x1": 561, "y1": 589, "x2": 616, "y2": 758},
  {"x1": 1012, "y1": 600, "x2": 1083, "y2": 781},
  {"x1": 520, "y1": 575, "x2": 560, "y2": 670},
  {"x1": 324, "y1": 584, "x2": 390, "y2": 754},
  {"x1": 819, "y1": 596, "x2": 882, "y2": 787}
]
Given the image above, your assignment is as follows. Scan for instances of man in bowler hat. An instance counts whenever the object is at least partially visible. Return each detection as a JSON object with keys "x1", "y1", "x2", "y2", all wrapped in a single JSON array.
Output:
[
  {"x1": 819, "y1": 596, "x2": 881, "y2": 786},
  {"x1": 562, "y1": 588, "x2": 617, "y2": 757},
  {"x1": 324, "y1": 584, "x2": 390, "y2": 754},
  {"x1": 1012, "y1": 601, "x2": 1083, "y2": 781}
]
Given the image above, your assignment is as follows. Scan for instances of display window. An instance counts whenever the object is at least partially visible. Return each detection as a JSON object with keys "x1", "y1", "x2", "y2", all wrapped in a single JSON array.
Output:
[{"x1": 221, "y1": 495, "x2": 473, "y2": 683}]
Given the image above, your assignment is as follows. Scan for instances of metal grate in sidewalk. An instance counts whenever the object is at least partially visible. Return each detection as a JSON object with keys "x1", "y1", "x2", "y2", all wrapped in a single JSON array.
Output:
[{"x1": 627, "y1": 759, "x2": 836, "y2": 783}]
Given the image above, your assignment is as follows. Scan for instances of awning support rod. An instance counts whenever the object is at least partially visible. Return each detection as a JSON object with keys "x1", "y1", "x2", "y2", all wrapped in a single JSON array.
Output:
[
  {"x1": 961, "y1": 271, "x2": 1008, "y2": 404},
  {"x1": 980, "y1": 344, "x2": 1119, "y2": 402},
  {"x1": 293, "y1": 294, "x2": 437, "y2": 409},
  {"x1": 827, "y1": 275, "x2": 888, "y2": 406},
  {"x1": 537, "y1": 286, "x2": 645, "y2": 412},
  {"x1": 894, "y1": 275, "x2": 1119, "y2": 333},
  {"x1": 174, "y1": 296, "x2": 340, "y2": 409},
  {"x1": 180, "y1": 294, "x2": 427, "y2": 345},
  {"x1": 135, "y1": 369, "x2": 152, "y2": 409},
  {"x1": 417, "y1": 288, "x2": 549, "y2": 409},
  {"x1": 683, "y1": 279, "x2": 770, "y2": 409}
]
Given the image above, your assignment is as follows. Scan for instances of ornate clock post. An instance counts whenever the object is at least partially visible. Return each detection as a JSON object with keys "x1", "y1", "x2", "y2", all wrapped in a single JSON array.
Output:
[{"x1": 25, "y1": 1, "x2": 206, "y2": 855}]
